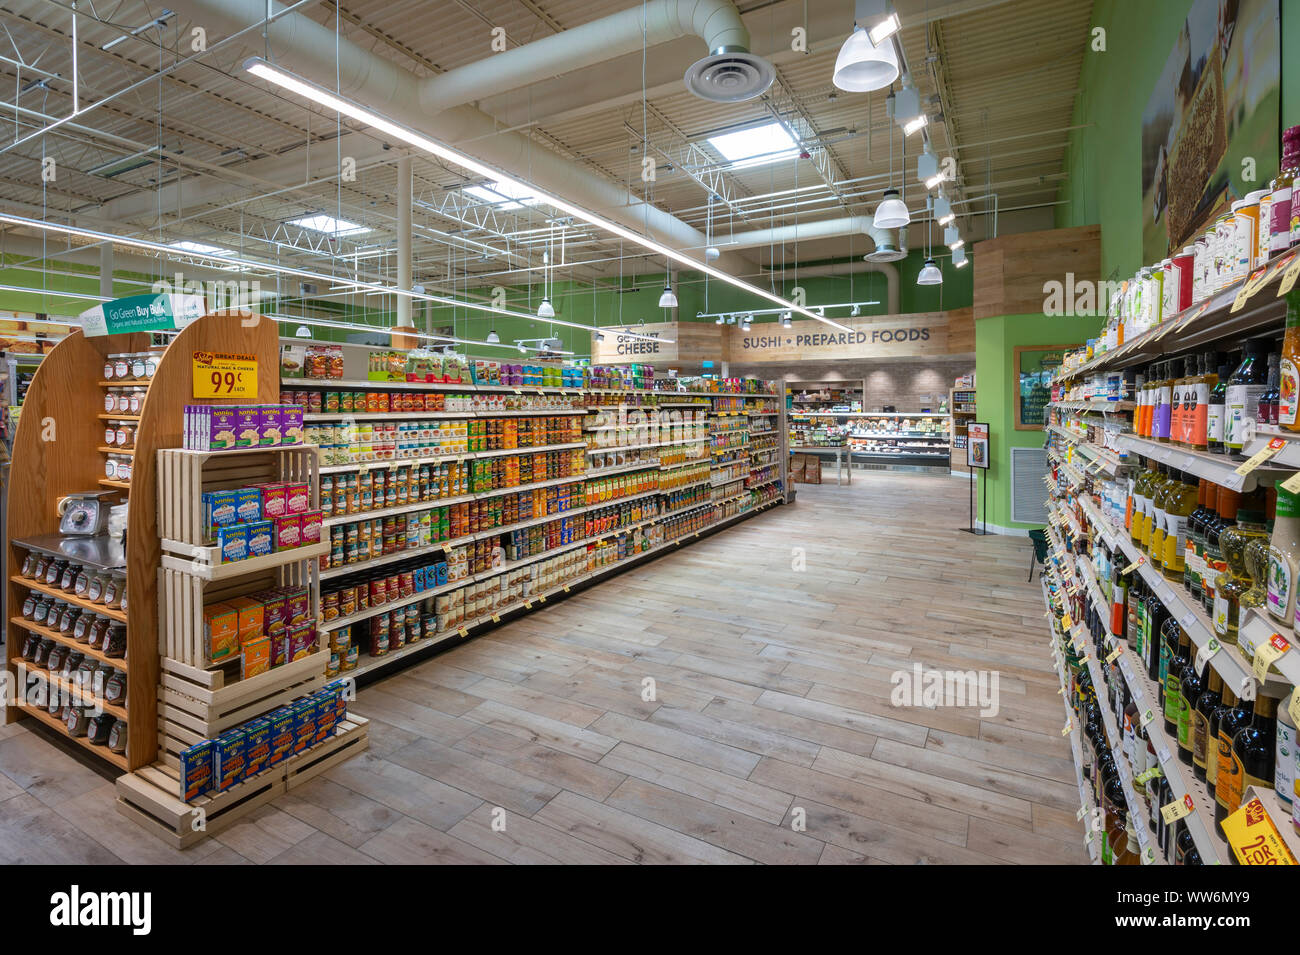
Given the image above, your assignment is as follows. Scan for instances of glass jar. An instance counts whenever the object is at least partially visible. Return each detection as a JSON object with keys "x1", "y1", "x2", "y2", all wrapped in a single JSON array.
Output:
[{"x1": 102, "y1": 573, "x2": 125, "y2": 610}]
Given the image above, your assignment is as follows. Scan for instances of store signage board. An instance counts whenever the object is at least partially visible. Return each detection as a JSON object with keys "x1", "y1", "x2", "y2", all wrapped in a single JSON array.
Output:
[
  {"x1": 589, "y1": 323, "x2": 681, "y2": 363},
  {"x1": 1221, "y1": 797, "x2": 1298, "y2": 864},
  {"x1": 79, "y1": 293, "x2": 205, "y2": 337},
  {"x1": 192, "y1": 351, "x2": 258, "y2": 399},
  {"x1": 967, "y1": 422, "x2": 990, "y2": 470}
]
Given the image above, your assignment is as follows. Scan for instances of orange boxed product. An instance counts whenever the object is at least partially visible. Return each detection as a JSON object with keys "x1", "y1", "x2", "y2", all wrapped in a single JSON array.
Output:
[
  {"x1": 226, "y1": 595, "x2": 265, "y2": 643},
  {"x1": 241, "y1": 635, "x2": 272, "y2": 680},
  {"x1": 203, "y1": 602, "x2": 239, "y2": 663}
]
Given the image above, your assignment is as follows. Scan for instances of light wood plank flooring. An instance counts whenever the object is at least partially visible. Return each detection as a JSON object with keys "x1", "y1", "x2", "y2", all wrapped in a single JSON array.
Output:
[{"x1": 0, "y1": 473, "x2": 1086, "y2": 864}]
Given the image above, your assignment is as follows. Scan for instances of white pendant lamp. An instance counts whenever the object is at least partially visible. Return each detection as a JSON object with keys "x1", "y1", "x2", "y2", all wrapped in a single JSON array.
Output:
[
  {"x1": 874, "y1": 188, "x2": 910, "y2": 229},
  {"x1": 781, "y1": 313, "x2": 793, "y2": 329},
  {"x1": 917, "y1": 258, "x2": 943, "y2": 285},
  {"x1": 537, "y1": 298, "x2": 555, "y2": 318},
  {"x1": 486, "y1": 329, "x2": 500, "y2": 343},
  {"x1": 832, "y1": 26, "x2": 899, "y2": 92},
  {"x1": 294, "y1": 324, "x2": 312, "y2": 338},
  {"x1": 658, "y1": 285, "x2": 678, "y2": 308}
]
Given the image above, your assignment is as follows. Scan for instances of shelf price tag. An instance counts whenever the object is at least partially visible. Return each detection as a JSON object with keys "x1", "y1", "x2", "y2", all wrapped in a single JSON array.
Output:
[
  {"x1": 1139, "y1": 706, "x2": 1157, "y2": 728},
  {"x1": 1252, "y1": 632, "x2": 1290, "y2": 683},
  {"x1": 1194, "y1": 635, "x2": 1223, "y2": 673},
  {"x1": 1134, "y1": 766, "x2": 1164, "y2": 785},
  {"x1": 1160, "y1": 794, "x2": 1194, "y2": 825},
  {"x1": 457, "y1": 626, "x2": 468, "y2": 637},
  {"x1": 1239, "y1": 675, "x2": 1257, "y2": 702},
  {"x1": 1235, "y1": 437, "x2": 1287, "y2": 477},
  {"x1": 192, "y1": 351, "x2": 257, "y2": 399},
  {"x1": 1121, "y1": 555, "x2": 1146, "y2": 574},
  {"x1": 1230, "y1": 265, "x2": 1271, "y2": 312},
  {"x1": 1061, "y1": 720, "x2": 1073, "y2": 737},
  {"x1": 1105, "y1": 645, "x2": 1123, "y2": 665},
  {"x1": 1282, "y1": 471, "x2": 1300, "y2": 496},
  {"x1": 491, "y1": 614, "x2": 500, "y2": 623},
  {"x1": 1276, "y1": 250, "x2": 1300, "y2": 296}
]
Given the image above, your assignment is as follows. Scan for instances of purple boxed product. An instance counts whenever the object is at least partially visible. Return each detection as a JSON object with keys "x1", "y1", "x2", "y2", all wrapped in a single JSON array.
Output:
[
  {"x1": 270, "y1": 633, "x2": 289, "y2": 668},
  {"x1": 246, "y1": 520, "x2": 274, "y2": 558},
  {"x1": 281, "y1": 405, "x2": 304, "y2": 446},
  {"x1": 234, "y1": 405, "x2": 261, "y2": 448},
  {"x1": 258, "y1": 404, "x2": 282, "y2": 447},
  {"x1": 208, "y1": 406, "x2": 238, "y2": 450},
  {"x1": 285, "y1": 587, "x2": 310, "y2": 628}
]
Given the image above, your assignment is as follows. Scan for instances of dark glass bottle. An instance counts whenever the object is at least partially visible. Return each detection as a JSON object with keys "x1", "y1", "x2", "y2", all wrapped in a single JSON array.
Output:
[
  {"x1": 1231, "y1": 692, "x2": 1279, "y2": 801},
  {"x1": 1192, "y1": 667, "x2": 1222, "y2": 784},
  {"x1": 1225, "y1": 340, "x2": 1269, "y2": 455},
  {"x1": 1145, "y1": 589, "x2": 1169, "y2": 683},
  {"x1": 1214, "y1": 686, "x2": 1255, "y2": 827},
  {"x1": 1159, "y1": 617, "x2": 1184, "y2": 733},
  {"x1": 1176, "y1": 645, "x2": 1203, "y2": 766}
]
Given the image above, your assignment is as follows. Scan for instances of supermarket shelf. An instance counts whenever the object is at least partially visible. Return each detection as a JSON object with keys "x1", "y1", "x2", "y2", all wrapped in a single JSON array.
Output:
[
  {"x1": 15, "y1": 661, "x2": 128, "y2": 722},
  {"x1": 13, "y1": 700, "x2": 129, "y2": 771},
  {"x1": 316, "y1": 441, "x2": 586, "y2": 473},
  {"x1": 160, "y1": 540, "x2": 330, "y2": 582},
  {"x1": 1111, "y1": 433, "x2": 1278, "y2": 492},
  {"x1": 790, "y1": 411, "x2": 948, "y2": 417},
  {"x1": 10, "y1": 575, "x2": 128, "y2": 623},
  {"x1": 9, "y1": 616, "x2": 130, "y2": 671},
  {"x1": 304, "y1": 409, "x2": 585, "y2": 422},
  {"x1": 658, "y1": 457, "x2": 710, "y2": 470},
  {"x1": 1055, "y1": 400, "x2": 1137, "y2": 413},
  {"x1": 585, "y1": 461, "x2": 660, "y2": 479},
  {"x1": 320, "y1": 473, "x2": 585, "y2": 528},
  {"x1": 330, "y1": 497, "x2": 784, "y2": 645}
]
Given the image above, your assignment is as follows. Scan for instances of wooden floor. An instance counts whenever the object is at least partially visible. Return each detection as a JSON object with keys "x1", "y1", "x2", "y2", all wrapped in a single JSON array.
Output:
[{"x1": 0, "y1": 473, "x2": 1087, "y2": 864}]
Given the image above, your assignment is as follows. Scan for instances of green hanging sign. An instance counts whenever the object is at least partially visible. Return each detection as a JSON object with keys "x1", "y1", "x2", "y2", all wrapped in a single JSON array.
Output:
[{"x1": 79, "y1": 293, "x2": 205, "y2": 337}]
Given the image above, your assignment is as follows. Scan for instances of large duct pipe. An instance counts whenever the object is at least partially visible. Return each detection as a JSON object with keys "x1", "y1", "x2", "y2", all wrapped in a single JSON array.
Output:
[
  {"x1": 165, "y1": 0, "x2": 745, "y2": 275},
  {"x1": 721, "y1": 215, "x2": 897, "y2": 252},
  {"x1": 421, "y1": 0, "x2": 750, "y2": 111},
  {"x1": 765, "y1": 260, "x2": 901, "y2": 314}
]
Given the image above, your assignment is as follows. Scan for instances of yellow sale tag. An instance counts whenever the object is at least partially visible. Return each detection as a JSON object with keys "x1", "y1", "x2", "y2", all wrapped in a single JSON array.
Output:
[
  {"x1": 1221, "y1": 797, "x2": 1299, "y2": 864},
  {"x1": 1122, "y1": 555, "x2": 1146, "y2": 574},
  {"x1": 1252, "y1": 632, "x2": 1290, "y2": 682},
  {"x1": 458, "y1": 626, "x2": 468, "y2": 637},
  {"x1": 1105, "y1": 645, "x2": 1123, "y2": 664},
  {"x1": 1235, "y1": 437, "x2": 1287, "y2": 477},
  {"x1": 192, "y1": 351, "x2": 257, "y2": 399},
  {"x1": 1160, "y1": 794, "x2": 1194, "y2": 825},
  {"x1": 538, "y1": 595, "x2": 545, "y2": 603},
  {"x1": 563, "y1": 585, "x2": 570, "y2": 593},
  {"x1": 1061, "y1": 613, "x2": 1073, "y2": 629},
  {"x1": 524, "y1": 601, "x2": 532, "y2": 609},
  {"x1": 1061, "y1": 721, "x2": 1072, "y2": 736},
  {"x1": 1283, "y1": 471, "x2": 1300, "y2": 496},
  {"x1": 491, "y1": 614, "x2": 500, "y2": 623}
]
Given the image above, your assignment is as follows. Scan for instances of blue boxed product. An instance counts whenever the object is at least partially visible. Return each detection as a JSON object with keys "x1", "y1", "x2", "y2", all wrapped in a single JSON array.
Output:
[
  {"x1": 217, "y1": 523, "x2": 250, "y2": 563},
  {"x1": 203, "y1": 490, "x2": 239, "y2": 541},
  {"x1": 324, "y1": 679, "x2": 350, "y2": 724},
  {"x1": 291, "y1": 697, "x2": 318, "y2": 754},
  {"x1": 246, "y1": 520, "x2": 275, "y2": 559},
  {"x1": 435, "y1": 562, "x2": 447, "y2": 586},
  {"x1": 312, "y1": 687, "x2": 338, "y2": 743},
  {"x1": 242, "y1": 717, "x2": 271, "y2": 777},
  {"x1": 213, "y1": 728, "x2": 247, "y2": 792},
  {"x1": 267, "y1": 706, "x2": 295, "y2": 767},
  {"x1": 180, "y1": 740, "x2": 214, "y2": 802},
  {"x1": 413, "y1": 566, "x2": 426, "y2": 591},
  {"x1": 235, "y1": 487, "x2": 262, "y2": 523}
]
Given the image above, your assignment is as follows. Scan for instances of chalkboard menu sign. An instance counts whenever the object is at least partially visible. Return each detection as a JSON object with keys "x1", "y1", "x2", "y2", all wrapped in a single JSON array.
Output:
[{"x1": 1014, "y1": 345, "x2": 1076, "y2": 431}]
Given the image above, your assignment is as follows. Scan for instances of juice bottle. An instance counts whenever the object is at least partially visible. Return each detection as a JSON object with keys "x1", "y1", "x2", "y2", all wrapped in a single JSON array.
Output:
[
  {"x1": 1134, "y1": 372, "x2": 1150, "y2": 437},
  {"x1": 1173, "y1": 356, "x2": 1195, "y2": 445},
  {"x1": 1147, "y1": 465, "x2": 1173, "y2": 559},
  {"x1": 1278, "y1": 292, "x2": 1300, "y2": 430},
  {"x1": 1190, "y1": 351, "x2": 1219, "y2": 450},
  {"x1": 1162, "y1": 470, "x2": 1197, "y2": 581},
  {"x1": 1184, "y1": 479, "x2": 1211, "y2": 596},
  {"x1": 1153, "y1": 362, "x2": 1174, "y2": 442}
]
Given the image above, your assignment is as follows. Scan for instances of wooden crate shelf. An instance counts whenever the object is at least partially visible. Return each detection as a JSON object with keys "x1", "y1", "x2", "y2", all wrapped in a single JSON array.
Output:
[
  {"x1": 10, "y1": 575, "x2": 129, "y2": 622},
  {"x1": 14, "y1": 701, "x2": 129, "y2": 771},
  {"x1": 116, "y1": 715, "x2": 368, "y2": 849}
]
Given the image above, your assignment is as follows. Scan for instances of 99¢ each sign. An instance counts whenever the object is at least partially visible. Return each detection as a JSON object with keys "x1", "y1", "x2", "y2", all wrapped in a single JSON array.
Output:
[{"x1": 192, "y1": 351, "x2": 258, "y2": 399}]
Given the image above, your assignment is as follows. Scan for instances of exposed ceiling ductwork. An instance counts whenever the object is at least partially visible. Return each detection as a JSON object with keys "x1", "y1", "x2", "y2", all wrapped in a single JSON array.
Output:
[
  {"x1": 164, "y1": 0, "x2": 751, "y2": 276},
  {"x1": 720, "y1": 216, "x2": 904, "y2": 265},
  {"x1": 420, "y1": 0, "x2": 770, "y2": 110},
  {"x1": 763, "y1": 258, "x2": 902, "y2": 315}
]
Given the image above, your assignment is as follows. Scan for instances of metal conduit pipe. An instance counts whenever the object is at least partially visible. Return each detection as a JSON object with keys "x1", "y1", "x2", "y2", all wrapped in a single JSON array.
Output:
[
  {"x1": 763, "y1": 260, "x2": 901, "y2": 314},
  {"x1": 165, "y1": 0, "x2": 751, "y2": 276}
]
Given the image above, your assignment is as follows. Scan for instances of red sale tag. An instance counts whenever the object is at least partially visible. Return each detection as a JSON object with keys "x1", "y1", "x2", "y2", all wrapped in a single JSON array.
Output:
[{"x1": 1271, "y1": 633, "x2": 1292, "y2": 654}]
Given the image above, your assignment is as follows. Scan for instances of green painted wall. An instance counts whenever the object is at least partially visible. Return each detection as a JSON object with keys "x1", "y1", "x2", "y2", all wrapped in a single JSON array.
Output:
[
  {"x1": 976, "y1": 312, "x2": 1102, "y2": 531},
  {"x1": 1057, "y1": 0, "x2": 1298, "y2": 280}
]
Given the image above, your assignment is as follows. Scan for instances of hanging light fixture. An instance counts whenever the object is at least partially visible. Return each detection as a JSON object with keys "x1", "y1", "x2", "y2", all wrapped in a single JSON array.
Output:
[
  {"x1": 850, "y1": 304, "x2": 861, "y2": 317},
  {"x1": 917, "y1": 258, "x2": 943, "y2": 285},
  {"x1": 485, "y1": 329, "x2": 500, "y2": 343},
  {"x1": 658, "y1": 285, "x2": 678, "y2": 308},
  {"x1": 781, "y1": 313, "x2": 792, "y2": 329},
  {"x1": 952, "y1": 247, "x2": 969, "y2": 268},
  {"x1": 874, "y1": 189, "x2": 910, "y2": 229},
  {"x1": 294, "y1": 324, "x2": 312, "y2": 338},
  {"x1": 944, "y1": 224, "x2": 964, "y2": 250},
  {"x1": 934, "y1": 193, "x2": 955, "y2": 226},
  {"x1": 537, "y1": 298, "x2": 555, "y2": 318},
  {"x1": 715, "y1": 315, "x2": 725, "y2": 325},
  {"x1": 832, "y1": 27, "x2": 899, "y2": 92},
  {"x1": 917, "y1": 145, "x2": 939, "y2": 184}
]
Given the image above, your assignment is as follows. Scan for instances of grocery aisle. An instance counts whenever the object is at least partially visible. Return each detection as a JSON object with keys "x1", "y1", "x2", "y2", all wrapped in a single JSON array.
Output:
[{"x1": 0, "y1": 475, "x2": 1085, "y2": 864}]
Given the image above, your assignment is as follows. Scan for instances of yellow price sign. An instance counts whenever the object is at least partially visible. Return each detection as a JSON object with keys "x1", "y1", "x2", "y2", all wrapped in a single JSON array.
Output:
[
  {"x1": 1234, "y1": 437, "x2": 1287, "y2": 477},
  {"x1": 1230, "y1": 265, "x2": 1271, "y2": 313},
  {"x1": 1276, "y1": 250, "x2": 1300, "y2": 297},
  {"x1": 1159, "y1": 794, "x2": 1194, "y2": 825},
  {"x1": 1282, "y1": 469, "x2": 1300, "y2": 496},
  {"x1": 192, "y1": 351, "x2": 257, "y2": 399},
  {"x1": 1222, "y1": 797, "x2": 1299, "y2": 864},
  {"x1": 1252, "y1": 631, "x2": 1291, "y2": 683},
  {"x1": 491, "y1": 614, "x2": 500, "y2": 623}
]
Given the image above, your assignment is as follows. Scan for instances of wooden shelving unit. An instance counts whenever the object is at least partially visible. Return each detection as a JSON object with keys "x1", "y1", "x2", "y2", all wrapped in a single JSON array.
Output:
[{"x1": 950, "y1": 386, "x2": 977, "y2": 475}]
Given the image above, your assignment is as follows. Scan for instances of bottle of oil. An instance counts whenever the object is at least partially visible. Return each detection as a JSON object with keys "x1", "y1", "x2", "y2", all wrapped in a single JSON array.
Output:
[
  {"x1": 1214, "y1": 490, "x2": 1268, "y2": 645},
  {"x1": 1212, "y1": 683, "x2": 1250, "y2": 815},
  {"x1": 1202, "y1": 487, "x2": 1236, "y2": 616},
  {"x1": 1154, "y1": 362, "x2": 1174, "y2": 443},
  {"x1": 1147, "y1": 465, "x2": 1175, "y2": 559},
  {"x1": 1162, "y1": 470, "x2": 1198, "y2": 581},
  {"x1": 1225, "y1": 341, "x2": 1269, "y2": 455},
  {"x1": 1192, "y1": 667, "x2": 1222, "y2": 784},
  {"x1": 1177, "y1": 645, "x2": 1204, "y2": 767},
  {"x1": 1131, "y1": 459, "x2": 1158, "y2": 547},
  {"x1": 1185, "y1": 479, "x2": 1212, "y2": 597}
]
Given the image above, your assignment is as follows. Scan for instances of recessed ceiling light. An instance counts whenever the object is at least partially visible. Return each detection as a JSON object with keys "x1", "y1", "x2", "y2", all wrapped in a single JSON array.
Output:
[
  {"x1": 707, "y1": 123, "x2": 799, "y2": 170},
  {"x1": 288, "y1": 214, "x2": 370, "y2": 237},
  {"x1": 170, "y1": 240, "x2": 229, "y2": 256}
]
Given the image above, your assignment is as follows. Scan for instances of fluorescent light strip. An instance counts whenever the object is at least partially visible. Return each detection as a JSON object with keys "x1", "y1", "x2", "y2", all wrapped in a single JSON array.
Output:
[
  {"x1": 0, "y1": 212, "x2": 665, "y2": 345},
  {"x1": 243, "y1": 58, "x2": 852, "y2": 335},
  {"x1": 0, "y1": 283, "x2": 112, "y2": 303}
]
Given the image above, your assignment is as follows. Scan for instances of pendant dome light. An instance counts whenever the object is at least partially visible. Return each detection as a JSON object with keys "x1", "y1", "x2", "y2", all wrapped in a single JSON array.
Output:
[
  {"x1": 832, "y1": 26, "x2": 899, "y2": 92},
  {"x1": 537, "y1": 298, "x2": 555, "y2": 318},
  {"x1": 486, "y1": 329, "x2": 500, "y2": 343},
  {"x1": 658, "y1": 285, "x2": 678, "y2": 308},
  {"x1": 874, "y1": 112, "x2": 910, "y2": 229},
  {"x1": 294, "y1": 324, "x2": 312, "y2": 338},
  {"x1": 917, "y1": 258, "x2": 943, "y2": 285}
]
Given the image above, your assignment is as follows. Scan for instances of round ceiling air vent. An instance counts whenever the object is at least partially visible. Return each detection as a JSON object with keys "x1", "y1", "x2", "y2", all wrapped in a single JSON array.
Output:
[
  {"x1": 684, "y1": 51, "x2": 775, "y2": 103},
  {"x1": 865, "y1": 242, "x2": 907, "y2": 263}
]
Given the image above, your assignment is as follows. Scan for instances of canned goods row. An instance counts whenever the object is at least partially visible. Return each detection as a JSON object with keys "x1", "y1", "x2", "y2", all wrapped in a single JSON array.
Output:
[
  {"x1": 582, "y1": 470, "x2": 659, "y2": 506},
  {"x1": 322, "y1": 559, "x2": 450, "y2": 623},
  {"x1": 282, "y1": 388, "x2": 586, "y2": 415}
]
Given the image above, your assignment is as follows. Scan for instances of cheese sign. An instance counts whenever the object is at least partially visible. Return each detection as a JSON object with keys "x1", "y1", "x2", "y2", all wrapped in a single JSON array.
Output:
[{"x1": 193, "y1": 351, "x2": 257, "y2": 399}]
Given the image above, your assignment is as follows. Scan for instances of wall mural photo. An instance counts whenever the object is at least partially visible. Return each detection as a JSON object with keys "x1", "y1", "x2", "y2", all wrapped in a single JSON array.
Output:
[{"x1": 1141, "y1": 0, "x2": 1281, "y2": 264}]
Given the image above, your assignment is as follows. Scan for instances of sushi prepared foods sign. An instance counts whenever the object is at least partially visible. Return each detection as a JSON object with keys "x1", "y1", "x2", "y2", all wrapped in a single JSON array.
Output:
[{"x1": 79, "y1": 293, "x2": 205, "y2": 337}]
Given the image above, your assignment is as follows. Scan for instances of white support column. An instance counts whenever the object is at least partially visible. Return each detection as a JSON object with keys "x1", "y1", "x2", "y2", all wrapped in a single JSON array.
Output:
[
  {"x1": 99, "y1": 243, "x2": 113, "y2": 299},
  {"x1": 397, "y1": 156, "x2": 413, "y2": 330}
]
